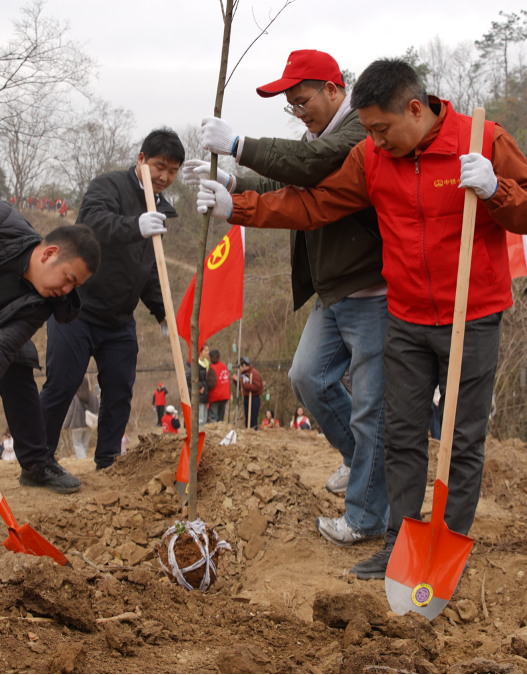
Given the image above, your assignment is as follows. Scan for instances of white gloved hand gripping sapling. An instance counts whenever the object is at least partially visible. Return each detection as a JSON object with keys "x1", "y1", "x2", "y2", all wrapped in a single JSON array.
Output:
[
  {"x1": 201, "y1": 116, "x2": 239, "y2": 156},
  {"x1": 182, "y1": 159, "x2": 233, "y2": 190},
  {"x1": 196, "y1": 179, "x2": 233, "y2": 220}
]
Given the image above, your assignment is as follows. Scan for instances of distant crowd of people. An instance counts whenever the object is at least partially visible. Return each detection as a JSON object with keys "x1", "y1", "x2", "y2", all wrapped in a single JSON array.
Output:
[
  {"x1": 10, "y1": 195, "x2": 68, "y2": 216},
  {"x1": 150, "y1": 344, "x2": 312, "y2": 434}
]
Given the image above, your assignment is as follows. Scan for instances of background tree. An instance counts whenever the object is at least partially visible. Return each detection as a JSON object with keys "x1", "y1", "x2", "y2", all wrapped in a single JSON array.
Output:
[
  {"x1": 476, "y1": 10, "x2": 527, "y2": 98},
  {"x1": 57, "y1": 100, "x2": 135, "y2": 202}
]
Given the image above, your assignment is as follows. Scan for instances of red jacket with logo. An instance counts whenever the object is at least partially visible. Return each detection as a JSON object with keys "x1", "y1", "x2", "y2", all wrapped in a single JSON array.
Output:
[
  {"x1": 208, "y1": 361, "x2": 230, "y2": 402},
  {"x1": 162, "y1": 414, "x2": 179, "y2": 434},
  {"x1": 363, "y1": 103, "x2": 512, "y2": 324},
  {"x1": 229, "y1": 98, "x2": 527, "y2": 326}
]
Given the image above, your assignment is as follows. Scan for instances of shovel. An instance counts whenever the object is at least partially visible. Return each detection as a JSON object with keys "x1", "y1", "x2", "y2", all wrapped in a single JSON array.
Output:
[
  {"x1": 0, "y1": 492, "x2": 70, "y2": 566},
  {"x1": 141, "y1": 165, "x2": 205, "y2": 499},
  {"x1": 385, "y1": 107, "x2": 486, "y2": 620}
]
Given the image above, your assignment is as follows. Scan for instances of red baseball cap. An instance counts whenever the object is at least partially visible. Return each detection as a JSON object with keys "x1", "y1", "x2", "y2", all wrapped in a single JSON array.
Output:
[{"x1": 256, "y1": 49, "x2": 344, "y2": 98}]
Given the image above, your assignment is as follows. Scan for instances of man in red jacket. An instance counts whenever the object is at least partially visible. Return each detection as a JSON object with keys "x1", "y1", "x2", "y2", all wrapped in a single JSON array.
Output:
[
  {"x1": 152, "y1": 382, "x2": 168, "y2": 427},
  {"x1": 207, "y1": 349, "x2": 230, "y2": 422},
  {"x1": 196, "y1": 58, "x2": 527, "y2": 579},
  {"x1": 162, "y1": 405, "x2": 180, "y2": 434}
]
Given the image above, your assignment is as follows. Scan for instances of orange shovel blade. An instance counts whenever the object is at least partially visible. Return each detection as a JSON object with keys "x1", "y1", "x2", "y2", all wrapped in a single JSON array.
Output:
[
  {"x1": 385, "y1": 480, "x2": 473, "y2": 620},
  {"x1": 3, "y1": 523, "x2": 70, "y2": 566}
]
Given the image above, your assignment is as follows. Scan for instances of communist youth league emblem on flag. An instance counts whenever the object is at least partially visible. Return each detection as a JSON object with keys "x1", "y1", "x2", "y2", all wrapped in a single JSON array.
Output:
[{"x1": 176, "y1": 226, "x2": 245, "y2": 353}]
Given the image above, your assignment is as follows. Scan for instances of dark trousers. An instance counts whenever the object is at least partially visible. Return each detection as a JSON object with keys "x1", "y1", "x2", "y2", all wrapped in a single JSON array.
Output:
[
  {"x1": 208, "y1": 400, "x2": 228, "y2": 423},
  {"x1": 156, "y1": 405, "x2": 164, "y2": 425},
  {"x1": 383, "y1": 312, "x2": 501, "y2": 545},
  {"x1": 40, "y1": 317, "x2": 138, "y2": 468},
  {"x1": 0, "y1": 363, "x2": 49, "y2": 469},
  {"x1": 243, "y1": 395, "x2": 260, "y2": 429}
]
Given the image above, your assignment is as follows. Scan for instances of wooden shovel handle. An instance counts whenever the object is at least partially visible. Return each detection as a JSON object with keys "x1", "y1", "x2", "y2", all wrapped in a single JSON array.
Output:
[
  {"x1": 140, "y1": 165, "x2": 191, "y2": 407},
  {"x1": 436, "y1": 107, "x2": 486, "y2": 485}
]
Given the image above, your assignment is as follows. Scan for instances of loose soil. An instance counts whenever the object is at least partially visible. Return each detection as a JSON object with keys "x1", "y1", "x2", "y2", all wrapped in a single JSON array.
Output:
[{"x1": 0, "y1": 426, "x2": 527, "y2": 673}]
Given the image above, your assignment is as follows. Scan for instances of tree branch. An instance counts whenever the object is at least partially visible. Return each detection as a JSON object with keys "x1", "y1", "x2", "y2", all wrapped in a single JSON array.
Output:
[
  {"x1": 218, "y1": 0, "x2": 225, "y2": 21},
  {"x1": 224, "y1": 0, "x2": 296, "y2": 90}
]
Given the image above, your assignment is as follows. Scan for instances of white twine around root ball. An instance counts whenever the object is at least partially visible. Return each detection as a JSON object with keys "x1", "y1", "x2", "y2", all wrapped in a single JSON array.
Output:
[{"x1": 159, "y1": 518, "x2": 231, "y2": 592}]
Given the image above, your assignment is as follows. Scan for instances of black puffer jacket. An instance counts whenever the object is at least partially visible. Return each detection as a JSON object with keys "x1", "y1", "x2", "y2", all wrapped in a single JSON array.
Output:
[
  {"x1": 0, "y1": 202, "x2": 81, "y2": 379},
  {"x1": 76, "y1": 166, "x2": 177, "y2": 329}
]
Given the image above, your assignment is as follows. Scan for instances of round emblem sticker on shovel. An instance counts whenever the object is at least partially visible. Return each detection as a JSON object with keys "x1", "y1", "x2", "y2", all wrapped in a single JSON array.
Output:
[{"x1": 411, "y1": 583, "x2": 434, "y2": 607}]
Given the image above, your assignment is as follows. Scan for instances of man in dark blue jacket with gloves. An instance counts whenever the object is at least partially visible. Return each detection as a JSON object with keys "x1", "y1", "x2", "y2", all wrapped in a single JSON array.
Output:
[
  {"x1": 0, "y1": 202, "x2": 100, "y2": 492},
  {"x1": 40, "y1": 127, "x2": 185, "y2": 470}
]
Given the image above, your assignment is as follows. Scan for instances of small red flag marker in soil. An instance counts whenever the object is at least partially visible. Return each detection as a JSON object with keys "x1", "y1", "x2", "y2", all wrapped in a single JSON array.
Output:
[{"x1": 385, "y1": 107, "x2": 486, "y2": 620}]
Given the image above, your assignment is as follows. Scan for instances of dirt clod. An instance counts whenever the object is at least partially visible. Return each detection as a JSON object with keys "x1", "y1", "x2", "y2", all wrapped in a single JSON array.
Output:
[
  {"x1": 342, "y1": 613, "x2": 370, "y2": 647},
  {"x1": 456, "y1": 598, "x2": 478, "y2": 622},
  {"x1": 0, "y1": 553, "x2": 95, "y2": 631},
  {"x1": 313, "y1": 590, "x2": 387, "y2": 628},
  {"x1": 104, "y1": 621, "x2": 138, "y2": 656},
  {"x1": 449, "y1": 657, "x2": 517, "y2": 673},
  {"x1": 382, "y1": 611, "x2": 440, "y2": 659},
  {"x1": 245, "y1": 534, "x2": 265, "y2": 560},
  {"x1": 48, "y1": 643, "x2": 86, "y2": 674},
  {"x1": 511, "y1": 636, "x2": 527, "y2": 658},
  {"x1": 237, "y1": 509, "x2": 268, "y2": 541},
  {"x1": 216, "y1": 643, "x2": 273, "y2": 674}
]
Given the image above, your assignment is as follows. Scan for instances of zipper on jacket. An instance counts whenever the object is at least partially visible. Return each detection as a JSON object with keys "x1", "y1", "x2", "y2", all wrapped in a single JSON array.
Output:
[{"x1": 415, "y1": 157, "x2": 440, "y2": 325}]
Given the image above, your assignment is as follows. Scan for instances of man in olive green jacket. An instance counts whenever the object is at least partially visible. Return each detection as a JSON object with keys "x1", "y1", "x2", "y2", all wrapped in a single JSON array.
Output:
[{"x1": 184, "y1": 50, "x2": 389, "y2": 549}]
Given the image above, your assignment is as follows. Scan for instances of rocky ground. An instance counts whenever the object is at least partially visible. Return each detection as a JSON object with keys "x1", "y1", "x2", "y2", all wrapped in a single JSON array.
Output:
[{"x1": 0, "y1": 425, "x2": 527, "y2": 673}]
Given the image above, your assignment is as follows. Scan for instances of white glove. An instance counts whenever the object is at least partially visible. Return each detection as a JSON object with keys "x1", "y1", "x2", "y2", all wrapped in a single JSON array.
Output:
[
  {"x1": 197, "y1": 179, "x2": 233, "y2": 219},
  {"x1": 459, "y1": 153, "x2": 498, "y2": 200},
  {"x1": 160, "y1": 319, "x2": 169, "y2": 338},
  {"x1": 139, "y1": 211, "x2": 167, "y2": 238},
  {"x1": 201, "y1": 116, "x2": 238, "y2": 156},
  {"x1": 182, "y1": 159, "x2": 233, "y2": 190}
]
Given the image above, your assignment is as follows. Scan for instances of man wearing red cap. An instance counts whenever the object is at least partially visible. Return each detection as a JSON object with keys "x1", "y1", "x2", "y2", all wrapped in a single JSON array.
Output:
[{"x1": 184, "y1": 50, "x2": 389, "y2": 548}]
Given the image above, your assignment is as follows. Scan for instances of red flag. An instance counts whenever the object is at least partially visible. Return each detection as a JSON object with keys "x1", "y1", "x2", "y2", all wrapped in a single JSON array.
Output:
[
  {"x1": 507, "y1": 231, "x2": 527, "y2": 279},
  {"x1": 176, "y1": 225, "x2": 244, "y2": 352}
]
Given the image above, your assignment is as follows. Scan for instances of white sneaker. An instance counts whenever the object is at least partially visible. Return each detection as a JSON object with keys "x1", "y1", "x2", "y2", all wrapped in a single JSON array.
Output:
[
  {"x1": 325, "y1": 462, "x2": 350, "y2": 494},
  {"x1": 315, "y1": 516, "x2": 380, "y2": 547}
]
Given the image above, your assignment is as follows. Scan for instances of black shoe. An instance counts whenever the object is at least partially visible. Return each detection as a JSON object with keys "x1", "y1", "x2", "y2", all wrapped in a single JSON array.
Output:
[
  {"x1": 48, "y1": 455, "x2": 67, "y2": 475},
  {"x1": 351, "y1": 543, "x2": 394, "y2": 579},
  {"x1": 19, "y1": 460, "x2": 81, "y2": 494}
]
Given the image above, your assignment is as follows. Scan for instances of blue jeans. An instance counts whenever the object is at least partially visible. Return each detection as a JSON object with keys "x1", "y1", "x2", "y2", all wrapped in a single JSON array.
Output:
[{"x1": 289, "y1": 295, "x2": 389, "y2": 535}]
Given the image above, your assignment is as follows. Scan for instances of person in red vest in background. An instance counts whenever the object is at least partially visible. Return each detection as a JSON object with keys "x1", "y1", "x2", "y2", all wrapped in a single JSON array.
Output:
[
  {"x1": 152, "y1": 382, "x2": 168, "y2": 427},
  {"x1": 60, "y1": 200, "x2": 68, "y2": 218},
  {"x1": 207, "y1": 349, "x2": 230, "y2": 422},
  {"x1": 10, "y1": 196, "x2": 15, "y2": 206},
  {"x1": 162, "y1": 405, "x2": 180, "y2": 434}
]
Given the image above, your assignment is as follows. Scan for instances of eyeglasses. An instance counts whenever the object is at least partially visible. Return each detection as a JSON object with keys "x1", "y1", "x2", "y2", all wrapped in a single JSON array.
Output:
[{"x1": 284, "y1": 82, "x2": 327, "y2": 116}]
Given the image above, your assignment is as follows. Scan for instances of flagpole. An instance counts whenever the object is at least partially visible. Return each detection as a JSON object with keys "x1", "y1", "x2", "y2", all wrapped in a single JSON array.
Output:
[{"x1": 234, "y1": 317, "x2": 243, "y2": 432}]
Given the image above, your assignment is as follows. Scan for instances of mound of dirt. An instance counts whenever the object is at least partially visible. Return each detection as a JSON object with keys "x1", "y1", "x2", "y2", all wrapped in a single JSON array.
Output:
[{"x1": 0, "y1": 425, "x2": 527, "y2": 672}]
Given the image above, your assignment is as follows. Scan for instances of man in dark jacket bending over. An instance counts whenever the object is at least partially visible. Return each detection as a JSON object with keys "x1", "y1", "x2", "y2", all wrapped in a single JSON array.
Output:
[
  {"x1": 0, "y1": 202, "x2": 100, "y2": 492},
  {"x1": 40, "y1": 128, "x2": 185, "y2": 470}
]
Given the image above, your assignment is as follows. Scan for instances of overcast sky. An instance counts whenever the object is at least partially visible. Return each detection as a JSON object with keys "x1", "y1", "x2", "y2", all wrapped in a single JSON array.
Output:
[{"x1": 4, "y1": 0, "x2": 527, "y2": 144}]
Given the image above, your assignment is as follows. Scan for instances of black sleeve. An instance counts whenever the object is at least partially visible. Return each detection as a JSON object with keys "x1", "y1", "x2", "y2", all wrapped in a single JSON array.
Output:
[
  {"x1": 0, "y1": 306, "x2": 51, "y2": 380},
  {"x1": 172, "y1": 418, "x2": 181, "y2": 430},
  {"x1": 49, "y1": 289, "x2": 81, "y2": 324},
  {"x1": 77, "y1": 175, "x2": 144, "y2": 245},
  {"x1": 139, "y1": 262, "x2": 165, "y2": 323}
]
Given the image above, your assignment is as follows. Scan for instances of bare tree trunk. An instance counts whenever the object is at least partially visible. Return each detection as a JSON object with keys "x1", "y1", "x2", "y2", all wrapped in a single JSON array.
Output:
[{"x1": 189, "y1": 0, "x2": 234, "y2": 521}]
